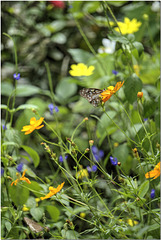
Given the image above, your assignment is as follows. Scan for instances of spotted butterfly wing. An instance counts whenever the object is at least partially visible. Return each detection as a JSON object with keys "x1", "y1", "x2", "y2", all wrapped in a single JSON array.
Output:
[{"x1": 79, "y1": 88, "x2": 103, "y2": 107}]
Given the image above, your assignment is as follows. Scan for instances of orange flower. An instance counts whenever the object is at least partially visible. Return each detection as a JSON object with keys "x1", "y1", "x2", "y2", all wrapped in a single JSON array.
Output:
[
  {"x1": 101, "y1": 81, "x2": 124, "y2": 103},
  {"x1": 40, "y1": 182, "x2": 65, "y2": 200},
  {"x1": 137, "y1": 92, "x2": 143, "y2": 98},
  {"x1": 11, "y1": 169, "x2": 31, "y2": 186},
  {"x1": 145, "y1": 162, "x2": 160, "y2": 180},
  {"x1": 21, "y1": 117, "x2": 44, "y2": 135}
]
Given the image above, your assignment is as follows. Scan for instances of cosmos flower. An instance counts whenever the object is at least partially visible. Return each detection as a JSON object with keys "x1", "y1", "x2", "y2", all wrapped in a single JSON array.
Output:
[
  {"x1": 21, "y1": 117, "x2": 44, "y2": 135},
  {"x1": 69, "y1": 63, "x2": 95, "y2": 77},
  {"x1": 40, "y1": 182, "x2": 65, "y2": 200},
  {"x1": 11, "y1": 169, "x2": 31, "y2": 186},
  {"x1": 145, "y1": 162, "x2": 160, "y2": 180},
  {"x1": 101, "y1": 81, "x2": 124, "y2": 103}
]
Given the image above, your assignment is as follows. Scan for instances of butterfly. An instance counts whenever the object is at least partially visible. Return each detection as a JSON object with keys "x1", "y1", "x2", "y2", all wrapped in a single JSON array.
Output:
[
  {"x1": 79, "y1": 88, "x2": 105, "y2": 107},
  {"x1": 24, "y1": 217, "x2": 49, "y2": 233}
]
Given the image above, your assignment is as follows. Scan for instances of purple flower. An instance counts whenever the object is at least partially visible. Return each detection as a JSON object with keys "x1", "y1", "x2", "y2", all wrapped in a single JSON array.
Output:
[
  {"x1": 92, "y1": 146, "x2": 104, "y2": 162},
  {"x1": 2, "y1": 125, "x2": 7, "y2": 130},
  {"x1": 87, "y1": 165, "x2": 97, "y2": 172},
  {"x1": 112, "y1": 70, "x2": 118, "y2": 75},
  {"x1": 91, "y1": 165, "x2": 97, "y2": 172},
  {"x1": 59, "y1": 155, "x2": 68, "y2": 162},
  {"x1": 1, "y1": 168, "x2": 4, "y2": 177},
  {"x1": 48, "y1": 103, "x2": 59, "y2": 115},
  {"x1": 144, "y1": 118, "x2": 148, "y2": 121},
  {"x1": 16, "y1": 163, "x2": 24, "y2": 172},
  {"x1": 110, "y1": 156, "x2": 118, "y2": 166},
  {"x1": 150, "y1": 189, "x2": 155, "y2": 199},
  {"x1": 87, "y1": 166, "x2": 92, "y2": 173},
  {"x1": 13, "y1": 73, "x2": 20, "y2": 80}
]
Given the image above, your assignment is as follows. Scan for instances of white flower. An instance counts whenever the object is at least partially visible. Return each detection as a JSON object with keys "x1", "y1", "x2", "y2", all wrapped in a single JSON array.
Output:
[
  {"x1": 98, "y1": 38, "x2": 116, "y2": 54},
  {"x1": 151, "y1": 1, "x2": 160, "y2": 12}
]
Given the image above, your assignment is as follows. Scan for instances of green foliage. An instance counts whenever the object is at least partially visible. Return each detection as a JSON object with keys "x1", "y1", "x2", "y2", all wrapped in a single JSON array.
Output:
[{"x1": 1, "y1": 1, "x2": 160, "y2": 239}]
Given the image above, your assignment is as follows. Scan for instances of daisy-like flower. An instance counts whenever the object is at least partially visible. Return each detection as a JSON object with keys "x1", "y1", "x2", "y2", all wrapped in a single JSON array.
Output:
[
  {"x1": 69, "y1": 63, "x2": 95, "y2": 77},
  {"x1": 21, "y1": 117, "x2": 44, "y2": 135},
  {"x1": 101, "y1": 81, "x2": 124, "y2": 103},
  {"x1": 40, "y1": 182, "x2": 65, "y2": 200},
  {"x1": 114, "y1": 17, "x2": 142, "y2": 35},
  {"x1": 11, "y1": 169, "x2": 31, "y2": 186},
  {"x1": 98, "y1": 38, "x2": 116, "y2": 54},
  {"x1": 145, "y1": 162, "x2": 160, "y2": 180}
]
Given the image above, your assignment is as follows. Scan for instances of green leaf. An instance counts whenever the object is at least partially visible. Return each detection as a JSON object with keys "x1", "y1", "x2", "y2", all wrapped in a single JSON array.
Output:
[
  {"x1": 1, "y1": 82, "x2": 13, "y2": 96},
  {"x1": 30, "y1": 207, "x2": 44, "y2": 222},
  {"x1": 68, "y1": 49, "x2": 92, "y2": 64},
  {"x1": 9, "y1": 184, "x2": 29, "y2": 207},
  {"x1": 24, "y1": 181, "x2": 44, "y2": 198},
  {"x1": 5, "y1": 221, "x2": 12, "y2": 232},
  {"x1": 143, "y1": 99, "x2": 157, "y2": 118},
  {"x1": 55, "y1": 77, "x2": 77, "y2": 102},
  {"x1": 133, "y1": 41, "x2": 144, "y2": 56},
  {"x1": 46, "y1": 205, "x2": 60, "y2": 222},
  {"x1": 16, "y1": 85, "x2": 40, "y2": 97},
  {"x1": 108, "y1": 33, "x2": 129, "y2": 44},
  {"x1": 21, "y1": 145, "x2": 40, "y2": 168},
  {"x1": 124, "y1": 74, "x2": 142, "y2": 104},
  {"x1": 113, "y1": 143, "x2": 129, "y2": 164},
  {"x1": 138, "y1": 181, "x2": 149, "y2": 198}
]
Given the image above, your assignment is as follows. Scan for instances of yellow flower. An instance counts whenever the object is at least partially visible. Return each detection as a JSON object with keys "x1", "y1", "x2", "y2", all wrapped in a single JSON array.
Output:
[
  {"x1": 22, "y1": 204, "x2": 29, "y2": 212},
  {"x1": 35, "y1": 198, "x2": 40, "y2": 202},
  {"x1": 127, "y1": 219, "x2": 139, "y2": 226},
  {"x1": 69, "y1": 63, "x2": 95, "y2": 77},
  {"x1": 76, "y1": 169, "x2": 89, "y2": 179},
  {"x1": 40, "y1": 182, "x2": 65, "y2": 200},
  {"x1": 114, "y1": 142, "x2": 119, "y2": 147},
  {"x1": 101, "y1": 81, "x2": 124, "y2": 103},
  {"x1": 11, "y1": 169, "x2": 31, "y2": 186},
  {"x1": 21, "y1": 117, "x2": 44, "y2": 135},
  {"x1": 114, "y1": 17, "x2": 142, "y2": 35},
  {"x1": 145, "y1": 162, "x2": 160, "y2": 180}
]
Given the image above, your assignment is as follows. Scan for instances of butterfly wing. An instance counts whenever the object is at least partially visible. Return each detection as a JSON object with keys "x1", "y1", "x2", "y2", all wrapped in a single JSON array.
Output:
[
  {"x1": 24, "y1": 217, "x2": 44, "y2": 233},
  {"x1": 79, "y1": 88, "x2": 103, "y2": 107}
]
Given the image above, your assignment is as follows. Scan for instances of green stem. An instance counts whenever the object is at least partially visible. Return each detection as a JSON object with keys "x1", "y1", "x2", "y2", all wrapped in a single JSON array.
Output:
[
  {"x1": 74, "y1": 18, "x2": 108, "y2": 75},
  {"x1": 102, "y1": 106, "x2": 138, "y2": 145}
]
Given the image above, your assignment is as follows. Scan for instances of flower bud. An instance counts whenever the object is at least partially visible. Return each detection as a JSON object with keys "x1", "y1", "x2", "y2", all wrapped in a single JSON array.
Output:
[
  {"x1": 137, "y1": 92, "x2": 143, "y2": 98},
  {"x1": 89, "y1": 140, "x2": 94, "y2": 146}
]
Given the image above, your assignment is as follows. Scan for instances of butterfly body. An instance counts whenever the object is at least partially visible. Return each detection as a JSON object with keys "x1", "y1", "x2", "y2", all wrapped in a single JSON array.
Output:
[{"x1": 79, "y1": 88, "x2": 104, "y2": 107}]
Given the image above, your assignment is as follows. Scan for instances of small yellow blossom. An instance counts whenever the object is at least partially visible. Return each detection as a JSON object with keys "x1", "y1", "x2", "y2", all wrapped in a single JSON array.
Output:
[
  {"x1": 133, "y1": 64, "x2": 140, "y2": 76},
  {"x1": 35, "y1": 198, "x2": 40, "y2": 202},
  {"x1": 69, "y1": 63, "x2": 95, "y2": 77},
  {"x1": 101, "y1": 81, "x2": 124, "y2": 103},
  {"x1": 127, "y1": 219, "x2": 139, "y2": 226},
  {"x1": 22, "y1": 204, "x2": 29, "y2": 212},
  {"x1": 76, "y1": 169, "x2": 89, "y2": 179},
  {"x1": 11, "y1": 169, "x2": 31, "y2": 186},
  {"x1": 114, "y1": 17, "x2": 142, "y2": 35},
  {"x1": 40, "y1": 182, "x2": 65, "y2": 200},
  {"x1": 145, "y1": 162, "x2": 160, "y2": 180},
  {"x1": 21, "y1": 117, "x2": 44, "y2": 135}
]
